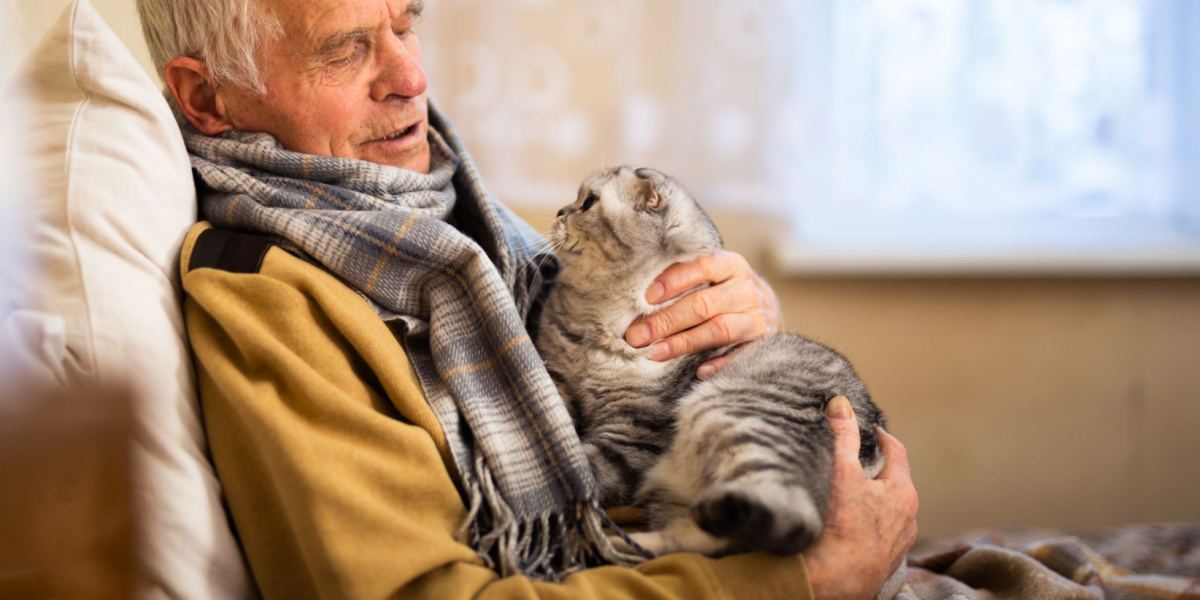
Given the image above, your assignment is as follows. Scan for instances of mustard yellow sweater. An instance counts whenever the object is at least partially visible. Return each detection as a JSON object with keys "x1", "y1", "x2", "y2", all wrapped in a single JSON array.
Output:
[{"x1": 180, "y1": 222, "x2": 814, "y2": 599}]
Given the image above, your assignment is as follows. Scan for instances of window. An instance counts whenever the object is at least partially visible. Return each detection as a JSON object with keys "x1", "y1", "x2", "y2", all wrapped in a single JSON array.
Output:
[
  {"x1": 780, "y1": 0, "x2": 1200, "y2": 273},
  {"x1": 422, "y1": 0, "x2": 1200, "y2": 273}
]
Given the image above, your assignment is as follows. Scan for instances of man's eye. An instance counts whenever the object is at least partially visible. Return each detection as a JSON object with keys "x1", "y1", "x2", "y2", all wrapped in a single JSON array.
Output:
[
  {"x1": 394, "y1": 27, "x2": 413, "y2": 39},
  {"x1": 329, "y1": 45, "x2": 367, "y2": 67}
]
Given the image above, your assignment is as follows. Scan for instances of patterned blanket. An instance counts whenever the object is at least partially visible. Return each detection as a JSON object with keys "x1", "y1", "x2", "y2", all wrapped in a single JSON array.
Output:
[{"x1": 896, "y1": 524, "x2": 1200, "y2": 599}]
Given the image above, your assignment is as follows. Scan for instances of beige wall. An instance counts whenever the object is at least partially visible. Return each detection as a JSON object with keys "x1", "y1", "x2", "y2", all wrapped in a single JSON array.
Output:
[
  {"x1": 768, "y1": 257, "x2": 1200, "y2": 537},
  {"x1": 13, "y1": 1, "x2": 1198, "y2": 540},
  {"x1": 3, "y1": 0, "x2": 154, "y2": 86}
]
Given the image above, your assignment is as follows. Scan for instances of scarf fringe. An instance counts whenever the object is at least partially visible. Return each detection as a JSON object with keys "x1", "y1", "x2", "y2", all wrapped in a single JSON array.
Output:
[
  {"x1": 187, "y1": 107, "x2": 629, "y2": 582},
  {"x1": 458, "y1": 456, "x2": 650, "y2": 581}
]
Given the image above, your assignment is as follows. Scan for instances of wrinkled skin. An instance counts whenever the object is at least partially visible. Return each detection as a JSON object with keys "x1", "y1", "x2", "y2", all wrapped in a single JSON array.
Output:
[{"x1": 806, "y1": 397, "x2": 920, "y2": 599}]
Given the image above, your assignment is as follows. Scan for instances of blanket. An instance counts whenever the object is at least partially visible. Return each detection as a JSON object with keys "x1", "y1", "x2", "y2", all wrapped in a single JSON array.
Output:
[{"x1": 896, "y1": 523, "x2": 1200, "y2": 599}]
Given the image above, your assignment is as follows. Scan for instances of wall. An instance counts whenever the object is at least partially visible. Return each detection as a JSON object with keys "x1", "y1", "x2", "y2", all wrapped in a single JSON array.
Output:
[
  {"x1": 12, "y1": 0, "x2": 1198, "y2": 540},
  {"x1": 3, "y1": 0, "x2": 154, "y2": 85},
  {"x1": 765, "y1": 250, "x2": 1200, "y2": 537}
]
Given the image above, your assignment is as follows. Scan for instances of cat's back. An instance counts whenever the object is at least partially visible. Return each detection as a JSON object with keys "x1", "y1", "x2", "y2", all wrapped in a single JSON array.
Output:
[
  {"x1": 694, "y1": 332, "x2": 887, "y2": 464},
  {"x1": 678, "y1": 333, "x2": 886, "y2": 439},
  {"x1": 719, "y1": 334, "x2": 869, "y2": 400}
]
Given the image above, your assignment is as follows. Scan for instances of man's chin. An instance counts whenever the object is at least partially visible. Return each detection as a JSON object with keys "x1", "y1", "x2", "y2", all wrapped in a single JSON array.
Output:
[
  {"x1": 360, "y1": 143, "x2": 432, "y2": 173},
  {"x1": 359, "y1": 120, "x2": 432, "y2": 173}
]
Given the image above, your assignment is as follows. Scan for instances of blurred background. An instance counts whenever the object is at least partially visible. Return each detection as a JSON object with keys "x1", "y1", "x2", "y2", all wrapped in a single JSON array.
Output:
[{"x1": 5, "y1": 0, "x2": 1199, "y2": 541}]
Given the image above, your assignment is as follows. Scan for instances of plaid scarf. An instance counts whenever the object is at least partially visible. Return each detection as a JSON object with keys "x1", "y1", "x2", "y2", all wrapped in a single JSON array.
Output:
[{"x1": 185, "y1": 102, "x2": 636, "y2": 579}]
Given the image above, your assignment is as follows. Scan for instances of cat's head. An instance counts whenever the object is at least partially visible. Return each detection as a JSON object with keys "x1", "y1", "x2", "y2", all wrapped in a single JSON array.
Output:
[{"x1": 550, "y1": 166, "x2": 722, "y2": 279}]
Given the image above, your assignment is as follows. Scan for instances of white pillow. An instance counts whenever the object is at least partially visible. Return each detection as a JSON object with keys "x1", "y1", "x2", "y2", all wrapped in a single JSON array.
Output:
[{"x1": 5, "y1": 1, "x2": 253, "y2": 597}]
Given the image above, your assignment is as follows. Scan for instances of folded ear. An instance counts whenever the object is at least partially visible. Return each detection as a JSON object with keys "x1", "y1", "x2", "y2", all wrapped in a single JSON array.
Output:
[{"x1": 637, "y1": 178, "x2": 663, "y2": 211}]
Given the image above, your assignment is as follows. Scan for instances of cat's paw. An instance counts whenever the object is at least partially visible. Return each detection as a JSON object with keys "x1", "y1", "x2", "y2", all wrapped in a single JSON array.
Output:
[
  {"x1": 622, "y1": 532, "x2": 664, "y2": 557},
  {"x1": 607, "y1": 532, "x2": 654, "y2": 558},
  {"x1": 693, "y1": 488, "x2": 822, "y2": 555},
  {"x1": 625, "y1": 520, "x2": 732, "y2": 557}
]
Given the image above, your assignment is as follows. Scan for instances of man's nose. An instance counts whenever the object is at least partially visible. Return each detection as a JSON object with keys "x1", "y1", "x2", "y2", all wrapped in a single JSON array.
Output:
[{"x1": 370, "y1": 39, "x2": 427, "y2": 102}]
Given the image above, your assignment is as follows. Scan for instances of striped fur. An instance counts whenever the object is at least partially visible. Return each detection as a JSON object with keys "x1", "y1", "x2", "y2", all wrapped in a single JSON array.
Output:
[{"x1": 537, "y1": 166, "x2": 887, "y2": 557}]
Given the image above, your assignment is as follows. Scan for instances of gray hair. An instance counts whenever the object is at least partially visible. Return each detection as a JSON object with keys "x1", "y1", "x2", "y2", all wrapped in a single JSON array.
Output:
[{"x1": 137, "y1": 0, "x2": 281, "y2": 94}]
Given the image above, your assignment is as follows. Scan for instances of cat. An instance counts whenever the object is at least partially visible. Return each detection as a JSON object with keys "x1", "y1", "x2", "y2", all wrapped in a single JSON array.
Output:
[{"x1": 535, "y1": 165, "x2": 888, "y2": 558}]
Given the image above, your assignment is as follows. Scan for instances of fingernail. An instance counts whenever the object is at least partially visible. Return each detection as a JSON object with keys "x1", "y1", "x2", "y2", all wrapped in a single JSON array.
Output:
[
  {"x1": 627, "y1": 323, "x2": 651, "y2": 347},
  {"x1": 646, "y1": 282, "x2": 666, "y2": 303},
  {"x1": 697, "y1": 365, "x2": 717, "y2": 380},
  {"x1": 826, "y1": 396, "x2": 852, "y2": 419},
  {"x1": 649, "y1": 342, "x2": 670, "y2": 361}
]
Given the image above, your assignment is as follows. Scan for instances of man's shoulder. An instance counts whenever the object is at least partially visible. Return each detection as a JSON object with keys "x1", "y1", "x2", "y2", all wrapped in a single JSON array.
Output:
[
  {"x1": 178, "y1": 222, "x2": 378, "y2": 319},
  {"x1": 182, "y1": 222, "x2": 279, "y2": 276}
]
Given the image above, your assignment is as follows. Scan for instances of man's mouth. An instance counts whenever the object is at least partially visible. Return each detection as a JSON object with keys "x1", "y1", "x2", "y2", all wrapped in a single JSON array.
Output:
[
  {"x1": 370, "y1": 122, "x2": 422, "y2": 145},
  {"x1": 384, "y1": 124, "x2": 418, "y2": 140}
]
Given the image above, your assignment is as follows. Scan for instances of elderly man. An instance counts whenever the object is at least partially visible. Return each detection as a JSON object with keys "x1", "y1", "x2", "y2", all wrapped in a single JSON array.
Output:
[{"x1": 139, "y1": 0, "x2": 918, "y2": 597}]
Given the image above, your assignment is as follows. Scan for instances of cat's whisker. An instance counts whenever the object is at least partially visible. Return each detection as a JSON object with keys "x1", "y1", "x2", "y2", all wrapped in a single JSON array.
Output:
[{"x1": 514, "y1": 231, "x2": 568, "y2": 281}]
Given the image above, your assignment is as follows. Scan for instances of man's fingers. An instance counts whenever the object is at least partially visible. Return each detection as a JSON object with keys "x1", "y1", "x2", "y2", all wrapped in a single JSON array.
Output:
[
  {"x1": 825, "y1": 396, "x2": 864, "y2": 476},
  {"x1": 628, "y1": 284, "x2": 727, "y2": 347},
  {"x1": 646, "y1": 313, "x2": 761, "y2": 361},
  {"x1": 628, "y1": 282, "x2": 762, "y2": 349},
  {"x1": 876, "y1": 428, "x2": 914, "y2": 487},
  {"x1": 628, "y1": 250, "x2": 780, "y2": 356},
  {"x1": 645, "y1": 251, "x2": 746, "y2": 304}
]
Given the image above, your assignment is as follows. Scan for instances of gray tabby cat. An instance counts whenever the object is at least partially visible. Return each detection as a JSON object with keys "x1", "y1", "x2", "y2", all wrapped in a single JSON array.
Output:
[{"x1": 535, "y1": 166, "x2": 888, "y2": 558}]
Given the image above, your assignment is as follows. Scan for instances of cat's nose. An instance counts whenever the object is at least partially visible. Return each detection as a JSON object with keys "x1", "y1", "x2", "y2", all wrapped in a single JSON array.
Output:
[
  {"x1": 635, "y1": 167, "x2": 655, "y2": 180},
  {"x1": 556, "y1": 206, "x2": 570, "y2": 218}
]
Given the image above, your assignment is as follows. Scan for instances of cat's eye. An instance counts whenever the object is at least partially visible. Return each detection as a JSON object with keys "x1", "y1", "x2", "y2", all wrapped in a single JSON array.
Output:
[{"x1": 581, "y1": 193, "x2": 599, "y2": 212}]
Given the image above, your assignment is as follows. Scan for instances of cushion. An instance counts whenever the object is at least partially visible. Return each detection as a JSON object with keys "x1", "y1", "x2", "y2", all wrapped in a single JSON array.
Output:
[{"x1": 3, "y1": 0, "x2": 253, "y2": 596}]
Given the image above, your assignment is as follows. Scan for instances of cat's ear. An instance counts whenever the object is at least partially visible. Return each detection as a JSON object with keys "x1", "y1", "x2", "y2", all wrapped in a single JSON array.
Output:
[{"x1": 637, "y1": 179, "x2": 664, "y2": 212}]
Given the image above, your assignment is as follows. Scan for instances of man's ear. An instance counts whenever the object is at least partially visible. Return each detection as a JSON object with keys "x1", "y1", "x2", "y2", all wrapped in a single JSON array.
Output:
[{"x1": 163, "y1": 57, "x2": 234, "y2": 135}]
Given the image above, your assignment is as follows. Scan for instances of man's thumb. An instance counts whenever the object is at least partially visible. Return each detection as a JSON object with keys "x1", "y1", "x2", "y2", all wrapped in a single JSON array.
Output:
[
  {"x1": 826, "y1": 395, "x2": 855, "y2": 420},
  {"x1": 826, "y1": 396, "x2": 863, "y2": 465}
]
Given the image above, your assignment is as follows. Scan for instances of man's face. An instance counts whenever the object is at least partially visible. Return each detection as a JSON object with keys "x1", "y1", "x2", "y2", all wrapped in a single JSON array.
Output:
[{"x1": 220, "y1": 0, "x2": 430, "y2": 173}]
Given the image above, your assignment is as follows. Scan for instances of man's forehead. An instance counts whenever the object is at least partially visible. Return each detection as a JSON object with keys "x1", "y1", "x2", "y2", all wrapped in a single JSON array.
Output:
[{"x1": 265, "y1": 0, "x2": 421, "y2": 43}]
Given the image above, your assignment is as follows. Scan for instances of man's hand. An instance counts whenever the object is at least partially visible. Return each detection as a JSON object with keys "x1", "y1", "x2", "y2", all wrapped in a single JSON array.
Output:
[
  {"x1": 804, "y1": 397, "x2": 919, "y2": 600},
  {"x1": 623, "y1": 250, "x2": 781, "y2": 379}
]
